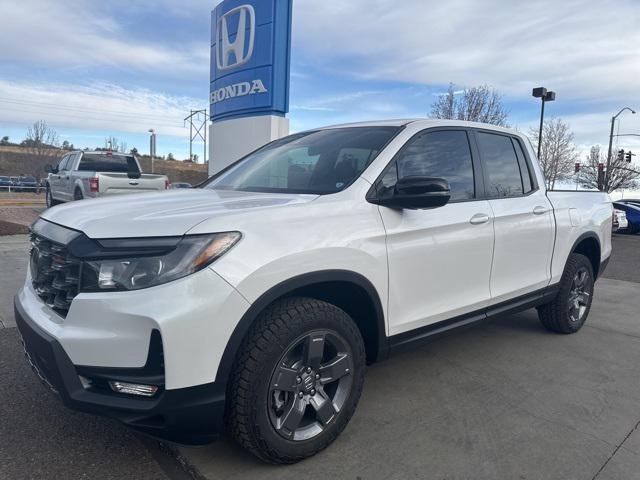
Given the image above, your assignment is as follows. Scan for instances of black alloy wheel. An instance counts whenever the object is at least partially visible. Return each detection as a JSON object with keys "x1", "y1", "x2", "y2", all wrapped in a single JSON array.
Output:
[{"x1": 268, "y1": 330, "x2": 354, "y2": 441}]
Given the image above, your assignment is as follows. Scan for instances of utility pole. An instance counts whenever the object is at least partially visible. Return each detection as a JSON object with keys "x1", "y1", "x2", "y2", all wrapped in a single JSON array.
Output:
[
  {"x1": 184, "y1": 109, "x2": 208, "y2": 163},
  {"x1": 604, "y1": 107, "x2": 635, "y2": 191}
]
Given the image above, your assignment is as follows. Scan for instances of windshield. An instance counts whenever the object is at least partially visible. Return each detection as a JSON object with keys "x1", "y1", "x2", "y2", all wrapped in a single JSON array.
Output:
[
  {"x1": 78, "y1": 154, "x2": 140, "y2": 173},
  {"x1": 204, "y1": 126, "x2": 401, "y2": 194},
  {"x1": 21, "y1": 176, "x2": 36, "y2": 182}
]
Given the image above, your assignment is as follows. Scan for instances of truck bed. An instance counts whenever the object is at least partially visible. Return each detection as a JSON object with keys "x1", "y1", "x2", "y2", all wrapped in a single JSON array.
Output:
[{"x1": 546, "y1": 190, "x2": 612, "y2": 284}]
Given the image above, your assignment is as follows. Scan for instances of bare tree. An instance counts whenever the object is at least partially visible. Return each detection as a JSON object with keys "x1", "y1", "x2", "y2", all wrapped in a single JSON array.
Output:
[
  {"x1": 528, "y1": 118, "x2": 578, "y2": 189},
  {"x1": 104, "y1": 136, "x2": 128, "y2": 153},
  {"x1": 579, "y1": 145, "x2": 640, "y2": 192},
  {"x1": 430, "y1": 83, "x2": 509, "y2": 126},
  {"x1": 25, "y1": 120, "x2": 60, "y2": 169}
]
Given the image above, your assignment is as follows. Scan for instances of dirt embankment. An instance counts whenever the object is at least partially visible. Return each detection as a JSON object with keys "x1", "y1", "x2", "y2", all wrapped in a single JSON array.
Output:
[{"x1": 0, "y1": 146, "x2": 209, "y2": 185}]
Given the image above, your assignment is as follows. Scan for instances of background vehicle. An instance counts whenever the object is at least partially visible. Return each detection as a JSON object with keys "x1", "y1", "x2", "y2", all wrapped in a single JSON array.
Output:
[
  {"x1": 0, "y1": 175, "x2": 11, "y2": 190},
  {"x1": 45, "y1": 151, "x2": 169, "y2": 207},
  {"x1": 15, "y1": 176, "x2": 39, "y2": 193},
  {"x1": 613, "y1": 208, "x2": 628, "y2": 231},
  {"x1": 613, "y1": 201, "x2": 640, "y2": 234},
  {"x1": 171, "y1": 182, "x2": 192, "y2": 189},
  {"x1": 17, "y1": 120, "x2": 612, "y2": 464}
]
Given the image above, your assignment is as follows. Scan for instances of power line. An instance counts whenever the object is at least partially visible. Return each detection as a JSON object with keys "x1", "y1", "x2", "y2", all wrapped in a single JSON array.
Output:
[
  {"x1": 0, "y1": 105, "x2": 185, "y2": 129},
  {"x1": 0, "y1": 97, "x2": 190, "y2": 123}
]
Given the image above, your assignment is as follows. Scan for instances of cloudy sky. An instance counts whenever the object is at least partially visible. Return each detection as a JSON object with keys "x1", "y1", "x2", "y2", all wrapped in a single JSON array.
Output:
[{"x1": 0, "y1": 0, "x2": 638, "y2": 161}]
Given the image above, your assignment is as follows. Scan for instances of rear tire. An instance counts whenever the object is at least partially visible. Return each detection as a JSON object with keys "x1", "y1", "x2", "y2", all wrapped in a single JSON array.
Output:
[
  {"x1": 226, "y1": 297, "x2": 366, "y2": 464},
  {"x1": 537, "y1": 253, "x2": 594, "y2": 334},
  {"x1": 74, "y1": 188, "x2": 83, "y2": 201}
]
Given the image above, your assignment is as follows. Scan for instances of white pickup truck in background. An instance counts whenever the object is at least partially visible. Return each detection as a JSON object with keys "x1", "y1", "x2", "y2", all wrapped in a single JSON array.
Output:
[{"x1": 45, "y1": 151, "x2": 169, "y2": 207}]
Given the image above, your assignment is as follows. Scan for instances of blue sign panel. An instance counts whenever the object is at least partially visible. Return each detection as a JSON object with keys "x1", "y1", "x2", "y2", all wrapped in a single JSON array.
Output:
[{"x1": 210, "y1": 0, "x2": 292, "y2": 122}]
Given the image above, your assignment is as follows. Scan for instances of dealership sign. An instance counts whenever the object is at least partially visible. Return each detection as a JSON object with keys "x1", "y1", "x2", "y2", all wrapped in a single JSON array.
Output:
[{"x1": 210, "y1": 0, "x2": 292, "y2": 122}]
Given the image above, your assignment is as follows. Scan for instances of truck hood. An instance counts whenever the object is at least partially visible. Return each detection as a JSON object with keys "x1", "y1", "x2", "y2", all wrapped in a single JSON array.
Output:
[{"x1": 41, "y1": 189, "x2": 318, "y2": 238}]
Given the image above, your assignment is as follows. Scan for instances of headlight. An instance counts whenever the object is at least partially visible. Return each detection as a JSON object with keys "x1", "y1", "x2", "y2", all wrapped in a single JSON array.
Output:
[{"x1": 80, "y1": 232, "x2": 241, "y2": 292}]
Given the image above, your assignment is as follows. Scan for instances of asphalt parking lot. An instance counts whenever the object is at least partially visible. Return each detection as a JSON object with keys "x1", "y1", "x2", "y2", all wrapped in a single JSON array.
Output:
[{"x1": 1, "y1": 234, "x2": 640, "y2": 479}]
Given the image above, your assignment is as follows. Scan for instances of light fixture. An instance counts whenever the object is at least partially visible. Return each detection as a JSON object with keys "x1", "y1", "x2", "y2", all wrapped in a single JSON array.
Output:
[{"x1": 109, "y1": 381, "x2": 159, "y2": 397}]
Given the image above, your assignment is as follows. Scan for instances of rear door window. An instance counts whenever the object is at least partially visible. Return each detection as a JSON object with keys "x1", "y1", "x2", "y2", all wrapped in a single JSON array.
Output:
[
  {"x1": 476, "y1": 132, "x2": 524, "y2": 198},
  {"x1": 512, "y1": 138, "x2": 535, "y2": 193}
]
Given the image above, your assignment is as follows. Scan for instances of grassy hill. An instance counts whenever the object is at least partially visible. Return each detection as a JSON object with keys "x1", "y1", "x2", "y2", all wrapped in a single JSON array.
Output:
[{"x1": 0, "y1": 146, "x2": 209, "y2": 185}]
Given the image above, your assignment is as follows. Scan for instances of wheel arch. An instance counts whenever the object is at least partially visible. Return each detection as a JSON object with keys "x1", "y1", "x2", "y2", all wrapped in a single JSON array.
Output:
[
  {"x1": 569, "y1": 232, "x2": 602, "y2": 278},
  {"x1": 73, "y1": 180, "x2": 85, "y2": 196},
  {"x1": 215, "y1": 270, "x2": 387, "y2": 386}
]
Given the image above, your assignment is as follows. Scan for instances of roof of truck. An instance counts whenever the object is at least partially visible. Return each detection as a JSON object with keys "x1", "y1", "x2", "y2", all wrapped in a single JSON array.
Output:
[{"x1": 318, "y1": 118, "x2": 518, "y2": 135}]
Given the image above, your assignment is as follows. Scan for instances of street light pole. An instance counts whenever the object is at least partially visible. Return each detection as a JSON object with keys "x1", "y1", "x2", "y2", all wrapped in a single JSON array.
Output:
[
  {"x1": 537, "y1": 98, "x2": 545, "y2": 158},
  {"x1": 148, "y1": 129, "x2": 156, "y2": 174},
  {"x1": 604, "y1": 107, "x2": 636, "y2": 191},
  {"x1": 532, "y1": 87, "x2": 556, "y2": 159}
]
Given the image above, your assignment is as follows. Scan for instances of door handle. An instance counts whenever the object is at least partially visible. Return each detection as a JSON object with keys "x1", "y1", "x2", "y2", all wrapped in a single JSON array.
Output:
[
  {"x1": 533, "y1": 206, "x2": 549, "y2": 215},
  {"x1": 470, "y1": 213, "x2": 490, "y2": 225}
]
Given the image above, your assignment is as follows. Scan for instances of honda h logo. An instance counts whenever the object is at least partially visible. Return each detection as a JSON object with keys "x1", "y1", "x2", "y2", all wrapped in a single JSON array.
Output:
[{"x1": 216, "y1": 4, "x2": 256, "y2": 71}]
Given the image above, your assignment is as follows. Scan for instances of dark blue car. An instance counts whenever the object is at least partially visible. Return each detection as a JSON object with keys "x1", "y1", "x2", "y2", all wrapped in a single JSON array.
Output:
[
  {"x1": 15, "y1": 176, "x2": 39, "y2": 193},
  {"x1": 0, "y1": 175, "x2": 11, "y2": 189},
  {"x1": 613, "y1": 201, "x2": 640, "y2": 234}
]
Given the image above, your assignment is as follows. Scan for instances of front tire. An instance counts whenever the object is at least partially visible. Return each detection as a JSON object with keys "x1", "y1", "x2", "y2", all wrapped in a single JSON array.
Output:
[
  {"x1": 226, "y1": 297, "x2": 366, "y2": 464},
  {"x1": 537, "y1": 253, "x2": 595, "y2": 334},
  {"x1": 45, "y1": 186, "x2": 60, "y2": 208}
]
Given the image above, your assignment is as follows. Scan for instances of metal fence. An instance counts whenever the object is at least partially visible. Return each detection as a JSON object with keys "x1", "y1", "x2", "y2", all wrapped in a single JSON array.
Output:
[{"x1": 0, "y1": 185, "x2": 43, "y2": 193}]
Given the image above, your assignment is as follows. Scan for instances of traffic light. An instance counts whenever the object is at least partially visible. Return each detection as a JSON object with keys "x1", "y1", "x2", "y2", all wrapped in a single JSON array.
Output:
[
  {"x1": 625, "y1": 151, "x2": 634, "y2": 163},
  {"x1": 574, "y1": 162, "x2": 580, "y2": 173},
  {"x1": 618, "y1": 149, "x2": 625, "y2": 161}
]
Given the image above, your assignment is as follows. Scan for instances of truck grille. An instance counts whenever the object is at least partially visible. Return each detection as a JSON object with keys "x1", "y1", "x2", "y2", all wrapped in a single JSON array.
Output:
[{"x1": 30, "y1": 232, "x2": 80, "y2": 316}]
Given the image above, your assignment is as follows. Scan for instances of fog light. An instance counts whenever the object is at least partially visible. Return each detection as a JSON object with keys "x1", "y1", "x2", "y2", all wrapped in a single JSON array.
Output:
[
  {"x1": 109, "y1": 381, "x2": 158, "y2": 397},
  {"x1": 78, "y1": 375, "x2": 93, "y2": 389}
]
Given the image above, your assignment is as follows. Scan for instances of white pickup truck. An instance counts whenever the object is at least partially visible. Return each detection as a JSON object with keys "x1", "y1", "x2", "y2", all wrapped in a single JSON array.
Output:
[
  {"x1": 45, "y1": 150, "x2": 169, "y2": 207},
  {"x1": 16, "y1": 120, "x2": 612, "y2": 464}
]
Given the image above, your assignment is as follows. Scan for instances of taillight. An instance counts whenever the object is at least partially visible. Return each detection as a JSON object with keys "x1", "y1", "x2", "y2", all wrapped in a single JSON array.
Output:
[
  {"x1": 89, "y1": 177, "x2": 99, "y2": 192},
  {"x1": 165, "y1": 180, "x2": 170, "y2": 190}
]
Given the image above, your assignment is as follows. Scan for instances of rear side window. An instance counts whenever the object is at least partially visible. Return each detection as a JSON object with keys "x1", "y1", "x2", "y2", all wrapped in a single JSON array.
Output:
[
  {"x1": 512, "y1": 138, "x2": 535, "y2": 193},
  {"x1": 476, "y1": 132, "x2": 523, "y2": 198},
  {"x1": 394, "y1": 130, "x2": 475, "y2": 201},
  {"x1": 78, "y1": 154, "x2": 140, "y2": 173}
]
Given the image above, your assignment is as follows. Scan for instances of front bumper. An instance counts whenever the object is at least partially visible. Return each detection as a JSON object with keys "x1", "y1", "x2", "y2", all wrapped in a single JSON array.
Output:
[{"x1": 15, "y1": 298, "x2": 225, "y2": 445}]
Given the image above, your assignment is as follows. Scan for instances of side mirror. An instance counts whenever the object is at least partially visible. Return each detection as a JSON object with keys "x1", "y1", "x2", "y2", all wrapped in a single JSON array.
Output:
[
  {"x1": 375, "y1": 176, "x2": 451, "y2": 209},
  {"x1": 45, "y1": 164, "x2": 58, "y2": 174}
]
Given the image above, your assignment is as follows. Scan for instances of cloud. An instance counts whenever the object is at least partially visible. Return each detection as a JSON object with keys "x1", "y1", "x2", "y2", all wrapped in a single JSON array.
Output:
[
  {"x1": 293, "y1": 0, "x2": 640, "y2": 103},
  {"x1": 0, "y1": 80, "x2": 198, "y2": 137},
  {"x1": 0, "y1": 0, "x2": 208, "y2": 74}
]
